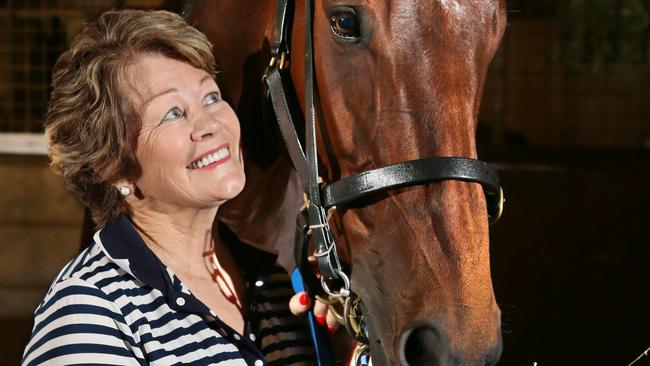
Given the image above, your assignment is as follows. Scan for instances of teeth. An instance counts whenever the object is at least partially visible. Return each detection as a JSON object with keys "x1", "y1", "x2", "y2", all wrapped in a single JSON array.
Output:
[{"x1": 189, "y1": 147, "x2": 229, "y2": 169}]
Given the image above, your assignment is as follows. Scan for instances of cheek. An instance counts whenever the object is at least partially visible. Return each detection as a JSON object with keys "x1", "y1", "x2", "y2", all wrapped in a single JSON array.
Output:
[
  {"x1": 218, "y1": 104, "x2": 241, "y2": 139},
  {"x1": 225, "y1": 113, "x2": 241, "y2": 140},
  {"x1": 229, "y1": 119, "x2": 244, "y2": 163},
  {"x1": 137, "y1": 128, "x2": 189, "y2": 175}
]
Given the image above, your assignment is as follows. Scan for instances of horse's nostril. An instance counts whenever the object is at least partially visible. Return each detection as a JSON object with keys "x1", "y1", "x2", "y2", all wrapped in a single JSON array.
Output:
[
  {"x1": 402, "y1": 325, "x2": 503, "y2": 366},
  {"x1": 403, "y1": 326, "x2": 441, "y2": 366}
]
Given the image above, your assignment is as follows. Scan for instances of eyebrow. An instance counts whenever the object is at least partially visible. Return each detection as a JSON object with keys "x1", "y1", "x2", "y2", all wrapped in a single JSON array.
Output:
[
  {"x1": 199, "y1": 75, "x2": 212, "y2": 85},
  {"x1": 142, "y1": 75, "x2": 215, "y2": 110},
  {"x1": 142, "y1": 88, "x2": 177, "y2": 111}
]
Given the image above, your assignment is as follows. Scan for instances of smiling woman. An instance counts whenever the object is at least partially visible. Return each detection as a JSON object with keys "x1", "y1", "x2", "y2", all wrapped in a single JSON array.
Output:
[
  {"x1": 21, "y1": 9, "x2": 316, "y2": 366},
  {"x1": 123, "y1": 55, "x2": 245, "y2": 214}
]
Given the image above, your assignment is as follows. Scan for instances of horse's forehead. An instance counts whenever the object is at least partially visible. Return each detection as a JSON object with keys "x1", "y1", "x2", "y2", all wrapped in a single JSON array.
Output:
[
  {"x1": 435, "y1": 0, "x2": 496, "y2": 13},
  {"x1": 389, "y1": 0, "x2": 498, "y2": 22}
]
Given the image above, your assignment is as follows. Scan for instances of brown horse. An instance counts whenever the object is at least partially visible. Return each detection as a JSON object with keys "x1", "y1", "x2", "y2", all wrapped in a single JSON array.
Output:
[{"x1": 189, "y1": 1, "x2": 507, "y2": 365}]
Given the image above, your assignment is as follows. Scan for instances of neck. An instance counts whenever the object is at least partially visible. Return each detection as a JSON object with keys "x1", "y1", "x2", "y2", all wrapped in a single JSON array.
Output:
[
  {"x1": 129, "y1": 205, "x2": 219, "y2": 278},
  {"x1": 218, "y1": 159, "x2": 303, "y2": 270}
]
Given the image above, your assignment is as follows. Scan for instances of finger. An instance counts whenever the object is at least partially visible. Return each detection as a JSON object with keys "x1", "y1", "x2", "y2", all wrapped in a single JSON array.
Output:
[
  {"x1": 326, "y1": 306, "x2": 339, "y2": 334},
  {"x1": 313, "y1": 299, "x2": 328, "y2": 327},
  {"x1": 289, "y1": 292, "x2": 311, "y2": 315}
]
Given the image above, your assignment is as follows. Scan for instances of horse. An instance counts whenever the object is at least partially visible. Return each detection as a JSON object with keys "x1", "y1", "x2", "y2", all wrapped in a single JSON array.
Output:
[{"x1": 187, "y1": 1, "x2": 507, "y2": 365}]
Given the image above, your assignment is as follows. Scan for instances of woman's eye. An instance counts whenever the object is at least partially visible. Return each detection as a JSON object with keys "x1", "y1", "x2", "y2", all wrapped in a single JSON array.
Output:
[
  {"x1": 329, "y1": 8, "x2": 360, "y2": 41},
  {"x1": 203, "y1": 92, "x2": 221, "y2": 106},
  {"x1": 161, "y1": 107, "x2": 183, "y2": 123}
]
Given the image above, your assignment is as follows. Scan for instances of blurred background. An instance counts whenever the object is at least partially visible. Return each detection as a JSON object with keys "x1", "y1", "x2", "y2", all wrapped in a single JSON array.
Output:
[{"x1": 0, "y1": 0, "x2": 648, "y2": 365}]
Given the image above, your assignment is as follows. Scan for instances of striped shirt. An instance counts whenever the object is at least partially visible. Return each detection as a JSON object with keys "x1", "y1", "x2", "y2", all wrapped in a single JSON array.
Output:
[{"x1": 22, "y1": 216, "x2": 315, "y2": 365}]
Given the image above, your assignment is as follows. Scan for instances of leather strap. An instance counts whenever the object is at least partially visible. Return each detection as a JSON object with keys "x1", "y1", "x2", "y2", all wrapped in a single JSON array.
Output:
[
  {"x1": 322, "y1": 156, "x2": 500, "y2": 207},
  {"x1": 303, "y1": 0, "x2": 344, "y2": 280},
  {"x1": 271, "y1": 0, "x2": 292, "y2": 58},
  {"x1": 264, "y1": 68, "x2": 309, "y2": 187}
]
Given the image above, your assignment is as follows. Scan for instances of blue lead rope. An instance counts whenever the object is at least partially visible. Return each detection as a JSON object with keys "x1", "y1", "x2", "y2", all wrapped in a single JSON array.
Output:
[{"x1": 291, "y1": 267, "x2": 335, "y2": 366}]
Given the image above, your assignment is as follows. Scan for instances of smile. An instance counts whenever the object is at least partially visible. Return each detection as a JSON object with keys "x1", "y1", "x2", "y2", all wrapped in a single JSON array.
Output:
[{"x1": 187, "y1": 145, "x2": 230, "y2": 169}]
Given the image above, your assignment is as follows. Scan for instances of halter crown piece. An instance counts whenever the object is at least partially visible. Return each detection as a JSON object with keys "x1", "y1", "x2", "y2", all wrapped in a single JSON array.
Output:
[{"x1": 262, "y1": 0, "x2": 504, "y2": 364}]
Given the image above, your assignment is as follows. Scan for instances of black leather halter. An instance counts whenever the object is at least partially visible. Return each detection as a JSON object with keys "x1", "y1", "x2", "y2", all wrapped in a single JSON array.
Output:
[{"x1": 263, "y1": 0, "x2": 504, "y2": 282}]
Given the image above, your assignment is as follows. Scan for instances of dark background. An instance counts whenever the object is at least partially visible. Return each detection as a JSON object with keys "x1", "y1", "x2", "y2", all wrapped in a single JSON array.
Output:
[
  {"x1": 484, "y1": 147, "x2": 649, "y2": 365},
  {"x1": 1, "y1": 0, "x2": 649, "y2": 365}
]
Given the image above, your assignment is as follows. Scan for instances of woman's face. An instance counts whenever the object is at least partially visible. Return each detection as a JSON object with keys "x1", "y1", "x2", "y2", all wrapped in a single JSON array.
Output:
[{"x1": 128, "y1": 54, "x2": 245, "y2": 211}]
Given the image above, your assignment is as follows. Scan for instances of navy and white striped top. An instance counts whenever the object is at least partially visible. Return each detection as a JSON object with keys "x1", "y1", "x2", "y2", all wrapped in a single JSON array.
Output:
[{"x1": 22, "y1": 216, "x2": 315, "y2": 365}]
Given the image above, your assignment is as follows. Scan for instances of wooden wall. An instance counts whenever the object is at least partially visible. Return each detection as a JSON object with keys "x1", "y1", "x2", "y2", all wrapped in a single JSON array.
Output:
[
  {"x1": 0, "y1": 154, "x2": 83, "y2": 364},
  {"x1": 480, "y1": 13, "x2": 650, "y2": 148}
]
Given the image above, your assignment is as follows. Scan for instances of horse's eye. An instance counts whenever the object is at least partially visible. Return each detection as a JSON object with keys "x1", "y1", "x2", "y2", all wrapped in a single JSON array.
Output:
[{"x1": 329, "y1": 8, "x2": 360, "y2": 41}]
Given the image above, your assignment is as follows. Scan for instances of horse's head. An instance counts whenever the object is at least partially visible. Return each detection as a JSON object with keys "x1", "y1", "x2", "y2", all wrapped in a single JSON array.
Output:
[
  {"x1": 190, "y1": 0, "x2": 506, "y2": 364},
  {"x1": 296, "y1": 1, "x2": 507, "y2": 364}
]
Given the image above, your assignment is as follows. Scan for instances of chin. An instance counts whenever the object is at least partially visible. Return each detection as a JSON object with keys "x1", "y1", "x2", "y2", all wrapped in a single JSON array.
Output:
[{"x1": 218, "y1": 171, "x2": 246, "y2": 200}]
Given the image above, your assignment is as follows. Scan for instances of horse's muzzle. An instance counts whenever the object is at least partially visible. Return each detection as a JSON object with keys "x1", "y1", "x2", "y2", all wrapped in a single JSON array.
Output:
[{"x1": 401, "y1": 325, "x2": 502, "y2": 366}]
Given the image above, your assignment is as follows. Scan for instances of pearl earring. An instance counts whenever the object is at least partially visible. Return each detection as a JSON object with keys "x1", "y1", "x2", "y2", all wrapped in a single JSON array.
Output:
[{"x1": 119, "y1": 186, "x2": 132, "y2": 197}]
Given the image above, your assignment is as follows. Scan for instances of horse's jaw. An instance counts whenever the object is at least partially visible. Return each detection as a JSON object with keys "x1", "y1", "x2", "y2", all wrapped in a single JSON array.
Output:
[{"x1": 340, "y1": 182, "x2": 503, "y2": 366}]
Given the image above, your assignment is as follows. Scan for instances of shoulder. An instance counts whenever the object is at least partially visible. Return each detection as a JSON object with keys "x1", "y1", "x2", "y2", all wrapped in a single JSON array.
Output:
[
  {"x1": 22, "y1": 276, "x2": 142, "y2": 365},
  {"x1": 31, "y1": 239, "x2": 150, "y2": 334},
  {"x1": 50, "y1": 240, "x2": 118, "y2": 285},
  {"x1": 48, "y1": 240, "x2": 139, "y2": 300},
  {"x1": 21, "y1": 243, "x2": 144, "y2": 366}
]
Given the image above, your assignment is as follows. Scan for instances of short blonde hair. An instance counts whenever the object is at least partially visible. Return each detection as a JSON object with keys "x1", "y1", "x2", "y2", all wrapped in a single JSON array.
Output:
[{"x1": 46, "y1": 9, "x2": 217, "y2": 228}]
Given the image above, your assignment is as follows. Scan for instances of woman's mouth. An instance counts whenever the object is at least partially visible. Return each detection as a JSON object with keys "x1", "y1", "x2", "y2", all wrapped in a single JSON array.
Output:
[{"x1": 187, "y1": 145, "x2": 230, "y2": 170}]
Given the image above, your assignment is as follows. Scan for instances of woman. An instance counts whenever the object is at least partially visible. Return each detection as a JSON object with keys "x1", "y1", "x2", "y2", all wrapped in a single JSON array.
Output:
[{"x1": 21, "y1": 9, "x2": 334, "y2": 366}]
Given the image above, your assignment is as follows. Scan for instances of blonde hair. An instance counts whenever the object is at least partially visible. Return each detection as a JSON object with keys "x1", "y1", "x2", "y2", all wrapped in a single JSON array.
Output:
[{"x1": 45, "y1": 9, "x2": 216, "y2": 228}]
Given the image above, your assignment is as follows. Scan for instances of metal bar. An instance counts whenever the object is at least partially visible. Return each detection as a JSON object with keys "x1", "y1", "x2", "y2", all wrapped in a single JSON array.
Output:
[{"x1": 0, "y1": 133, "x2": 47, "y2": 155}]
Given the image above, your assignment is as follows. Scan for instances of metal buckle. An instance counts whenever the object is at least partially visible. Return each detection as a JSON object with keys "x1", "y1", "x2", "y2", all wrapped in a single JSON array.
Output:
[
  {"x1": 268, "y1": 51, "x2": 289, "y2": 70},
  {"x1": 489, "y1": 187, "x2": 505, "y2": 224},
  {"x1": 344, "y1": 295, "x2": 369, "y2": 343}
]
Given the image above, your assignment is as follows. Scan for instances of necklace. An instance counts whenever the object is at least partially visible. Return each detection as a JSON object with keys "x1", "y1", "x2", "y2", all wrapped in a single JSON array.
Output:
[{"x1": 203, "y1": 243, "x2": 243, "y2": 311}]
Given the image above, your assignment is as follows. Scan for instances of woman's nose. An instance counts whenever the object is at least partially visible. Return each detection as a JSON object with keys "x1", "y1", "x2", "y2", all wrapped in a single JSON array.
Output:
[{"x1": 190, "y1": 110, "x2": 223, "y2": 141}]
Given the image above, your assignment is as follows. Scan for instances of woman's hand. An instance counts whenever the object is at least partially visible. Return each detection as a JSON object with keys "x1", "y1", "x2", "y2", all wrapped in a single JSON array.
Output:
[{"x1": 289, "y1": 292, "x2": 339, "y2": 334}]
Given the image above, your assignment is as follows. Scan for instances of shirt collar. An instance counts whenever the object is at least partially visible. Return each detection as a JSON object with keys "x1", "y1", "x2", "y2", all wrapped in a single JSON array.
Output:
[{"x1": 95, "y1": 215, "x2": 279, "y2": 313}]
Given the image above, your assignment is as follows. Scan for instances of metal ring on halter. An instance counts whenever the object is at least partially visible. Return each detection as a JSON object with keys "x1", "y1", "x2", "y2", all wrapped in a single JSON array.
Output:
[
  {"x1": 344, "y1": 296, "x2": 369, "y2": 343},
  {"x1": 320, "y1": 268, "x2": 350, "y2": 297},
  {"x1": 352, "y1": 344, "x2": 372, "y2": 366}
]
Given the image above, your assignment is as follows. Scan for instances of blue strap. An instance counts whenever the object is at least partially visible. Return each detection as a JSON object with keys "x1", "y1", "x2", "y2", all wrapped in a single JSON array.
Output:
[{"x1": 291, "y1": 267, "x2": 335, "y2": 366}]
